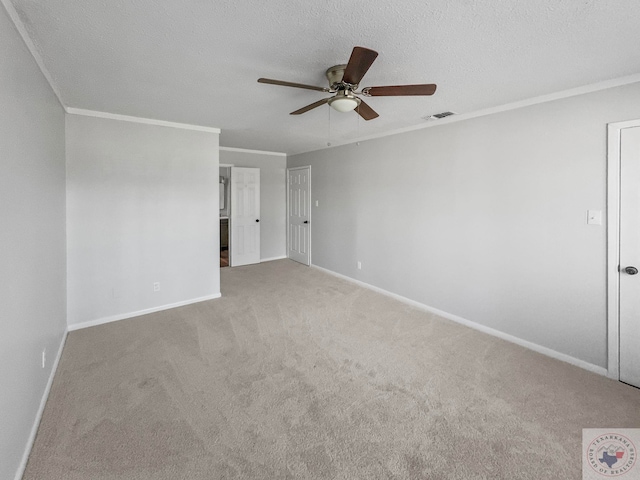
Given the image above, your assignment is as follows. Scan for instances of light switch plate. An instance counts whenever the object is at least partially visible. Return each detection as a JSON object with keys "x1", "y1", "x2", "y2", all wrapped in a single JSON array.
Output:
[{"x1": 587, "y1": 210, "x2": 602, "y2": 225}]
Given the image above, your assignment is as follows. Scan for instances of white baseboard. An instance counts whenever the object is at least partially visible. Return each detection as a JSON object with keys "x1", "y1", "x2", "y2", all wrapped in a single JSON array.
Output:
[
  {"x1": 14, "y1": 292, "x2": 223, "y2": 478},
  {"x1": 311, "y1": 264, "x2": 608, "y2": 377},
  {"x1": 260, "y1": 255, "x2": 287, "y2": 263},
  {"x1": 14, "y1": 329, "x2": 68, "y2": 480},
  {"x1": 67, "y1": 293, "x2": 222, "y2": 332}
]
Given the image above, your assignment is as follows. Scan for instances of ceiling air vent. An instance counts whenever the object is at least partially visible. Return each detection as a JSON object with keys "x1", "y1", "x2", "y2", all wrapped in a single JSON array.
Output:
[{"x1": 423, "y1": 111, "x2": 457, "y2": 121}]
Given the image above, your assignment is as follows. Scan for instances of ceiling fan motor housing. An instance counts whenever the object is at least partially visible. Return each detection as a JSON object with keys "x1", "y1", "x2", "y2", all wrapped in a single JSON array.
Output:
[{"x1": 326, "y1": 64, "x2": 356, "y2": 90}]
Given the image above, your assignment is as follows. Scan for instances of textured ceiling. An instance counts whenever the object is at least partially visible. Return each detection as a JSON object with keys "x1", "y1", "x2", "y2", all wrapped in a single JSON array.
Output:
[{"x1": 9, "y1": 0, "x2": 640, "y2": 154}]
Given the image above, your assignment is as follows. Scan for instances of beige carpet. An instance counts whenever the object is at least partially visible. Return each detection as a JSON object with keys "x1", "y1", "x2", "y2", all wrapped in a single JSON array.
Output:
[{"x1": 24, "y1": 260, "x2": 640, "y2": 479}]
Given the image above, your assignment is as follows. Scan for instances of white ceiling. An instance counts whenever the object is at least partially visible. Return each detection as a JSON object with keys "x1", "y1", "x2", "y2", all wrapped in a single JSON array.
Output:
[{"x1": 9, "y1": 0, "x2": 640, "y2": 154}]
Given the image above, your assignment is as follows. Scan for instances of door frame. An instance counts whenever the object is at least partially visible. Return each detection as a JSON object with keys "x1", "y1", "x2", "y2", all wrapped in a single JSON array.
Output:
[
  {"x1": 287, "y1": 166, "x2": 312, "y2": 266},
  {"x1": 606, "y1": 119, "x2": 640, "y2": 380}
]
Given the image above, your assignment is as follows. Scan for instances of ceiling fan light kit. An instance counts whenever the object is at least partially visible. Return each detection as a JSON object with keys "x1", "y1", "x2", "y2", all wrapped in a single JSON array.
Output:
[
  {"x1": 328, "y1": 91, "x2": 361, "y2": 112},
  {"x1": 258, "y1": 46, "x2": 437, "y2": 121}
]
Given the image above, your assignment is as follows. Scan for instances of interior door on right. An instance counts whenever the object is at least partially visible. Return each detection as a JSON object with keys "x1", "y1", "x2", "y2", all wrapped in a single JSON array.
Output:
[
  {"x1": 619, "y1": 126, "x2": 640, "y2": 388},
  {"x1": 287, "y1": 166, "x2": 310, "y2": 265}
]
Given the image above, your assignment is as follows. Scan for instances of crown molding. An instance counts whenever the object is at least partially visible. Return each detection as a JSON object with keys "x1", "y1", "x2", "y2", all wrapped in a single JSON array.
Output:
[
  {"x1": 65, "y1": 108, "x2": 221, "y2": 133},
  {"x1": 295, "y1": 73, "x2": 640, "y2": 155},
  {"x1": 219, "y1": 146, "x2": 287, "y2": 157},
  {"x1": 1, "y1": 0, "x2": 65, "y2": 108}
]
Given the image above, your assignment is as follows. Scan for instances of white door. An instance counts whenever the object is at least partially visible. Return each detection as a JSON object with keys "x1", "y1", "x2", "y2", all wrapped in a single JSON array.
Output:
[
  {"x1": 230, "y1": 167, "x2": 260, "y2": 267},
  {"x1": 287, "y1": 166, "x2": 311, "y2": 265},
  {"x1": 620, "y1": 126, "x2": 640, "y2": 388}
]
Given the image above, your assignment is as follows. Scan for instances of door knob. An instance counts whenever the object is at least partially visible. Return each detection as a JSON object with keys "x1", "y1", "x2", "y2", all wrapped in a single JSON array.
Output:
[
  {"x1": 255, "y1": 219, "x2": 260, "y2": 222},
  {"x1": 303, "y1": 220, "x2": 309, "y2": 224},
  {"x1": 625, "y1": 266, "x2": 638, "y2": 275}
]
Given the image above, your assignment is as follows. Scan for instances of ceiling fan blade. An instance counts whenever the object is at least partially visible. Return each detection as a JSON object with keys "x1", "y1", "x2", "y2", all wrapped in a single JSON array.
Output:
[
  {"x1": 342, "y1": 47, "x2": 379, "y2": 85},
  {"x1": 355, "y1": 100, "x2": 379, "y2": 121},
  {"x1": 362, "y1": 84, "x2": 437, "y2": 96},
  {"x1": 290, "y1": 98, "x2": 330, "y2": 115},
  {"x1": 258, "y1": 78, "x2": 328, "y2": 92}
]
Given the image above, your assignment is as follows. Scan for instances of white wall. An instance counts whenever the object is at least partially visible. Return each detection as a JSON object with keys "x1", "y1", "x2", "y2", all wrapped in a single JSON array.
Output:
[
  {"x1": 289, "y1": 81, "x2": 640, "y2": 370},
  {"x1": 66, "y1": 115, "x2": 220, "y2": 328},
  {"x1": 0, "y1": 4, "x2": 67, "y2": 479},
  {"x1": 220, "y1": 149, "x2": 286, "y2": 261}
]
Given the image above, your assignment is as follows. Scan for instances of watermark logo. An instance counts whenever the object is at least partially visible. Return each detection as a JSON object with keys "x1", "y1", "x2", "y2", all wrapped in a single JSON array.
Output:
[{"x1": 583, "y1": 429, "x2": 639, "y2": 479}]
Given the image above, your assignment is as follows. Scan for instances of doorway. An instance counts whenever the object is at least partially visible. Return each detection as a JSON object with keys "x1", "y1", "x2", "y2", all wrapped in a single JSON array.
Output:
[
  {"x1": 219, "y1": 165, "x2": 231, "y2": 267},
  {"x1": 607, "y1": 119, "x2": 640, "y2": 388},
  {"x1": 287, "y1": 166, "x2": 311, "y2": 265}
]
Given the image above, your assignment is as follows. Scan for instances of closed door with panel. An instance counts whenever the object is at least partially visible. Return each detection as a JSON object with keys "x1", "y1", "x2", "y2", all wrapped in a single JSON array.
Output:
[
  {"x1": 230, "y1": 167, "x2": 260, "y2": 267},
  {"x1": 288, "y1": 166, "x2": 310, "y2": 266}
]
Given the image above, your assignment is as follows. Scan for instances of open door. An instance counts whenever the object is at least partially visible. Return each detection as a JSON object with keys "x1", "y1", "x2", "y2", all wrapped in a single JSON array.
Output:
[
  {"x1": 287, "y1": 166, "x2": 311, "y2": 265},
  {"x1": 230, "y1": 167, "x2": 260, "y2": 267},
  {"x1": 619, "y1": 126, "x2": 640, "y2": 388}
]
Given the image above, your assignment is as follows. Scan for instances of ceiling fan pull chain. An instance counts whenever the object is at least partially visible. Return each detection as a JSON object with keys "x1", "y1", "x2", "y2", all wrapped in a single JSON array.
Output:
[{"x1": 327, "y1": 103, "x2": 332, "y2": 147}]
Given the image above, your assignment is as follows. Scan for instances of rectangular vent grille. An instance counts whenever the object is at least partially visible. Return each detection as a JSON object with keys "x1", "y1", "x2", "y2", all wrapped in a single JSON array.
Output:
[{"x1": 423, "y1": 111, "x2": 457, "y2": 121}]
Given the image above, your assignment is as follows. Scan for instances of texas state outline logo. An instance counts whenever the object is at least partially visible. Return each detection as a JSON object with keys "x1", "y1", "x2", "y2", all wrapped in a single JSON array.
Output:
[{"x1": 583, "y1": 429, "x2": 639, "y2": 479}]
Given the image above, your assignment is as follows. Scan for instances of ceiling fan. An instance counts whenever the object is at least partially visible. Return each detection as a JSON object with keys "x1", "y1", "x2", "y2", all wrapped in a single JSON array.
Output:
[{"x1": 258, "y1": 47, "x2": 437, "y2": 121}]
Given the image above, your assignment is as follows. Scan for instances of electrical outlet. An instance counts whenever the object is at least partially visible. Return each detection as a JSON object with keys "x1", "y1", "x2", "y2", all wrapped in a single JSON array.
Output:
[
  {"x1": 42, "y1": 349, "x2": 46, "y2": 369},
  {"x1": 153, "y1": 282, "x2": 160, "y2": 292},
  {"x1": 315, "y1": 200, "x2": 319, "y2": 207},
  {"x1": 357, "y1": 261, "x2": 362, "y2": 270}
]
